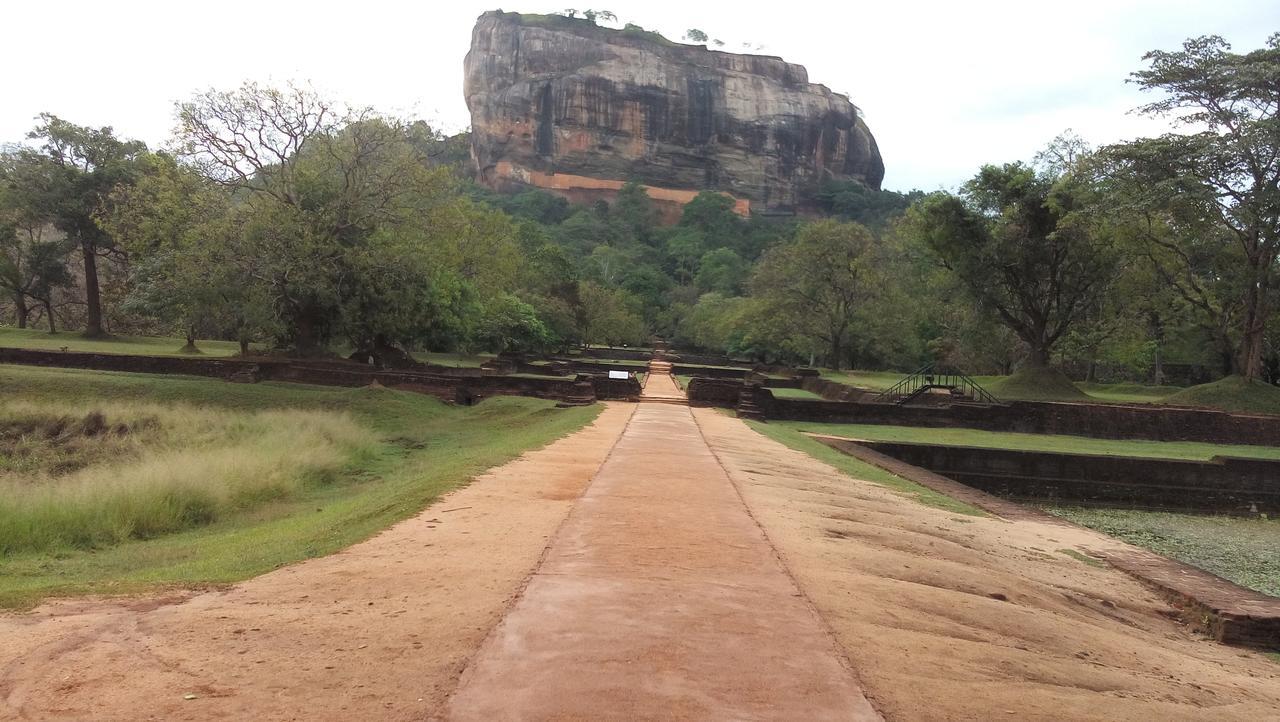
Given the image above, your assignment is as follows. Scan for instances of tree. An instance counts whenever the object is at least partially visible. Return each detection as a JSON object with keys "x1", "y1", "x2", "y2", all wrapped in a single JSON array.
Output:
[
  {"x1": 749, "y1": 219, "x2": 876, "y2": 369},
  {"x1": 174, "y1": 83, "x2": 517, "y2": 360},
  {"x1": 906, "y1": 161, "x2": 1117, "y2": 368},
  {"x1": 1101, "y1": 34, "x2": 1280, "y2": 380},
  {"x1": 695, "y1": 248, "x2": 748, "y2": 295},
  {"x1": 581, "y1": 9, "x2": 615, "y2": 24},
  {"x1": 473, "y1": 294, "x2": 554, "y2": 354},
  {"x1": 675, "y1": 292, "x2": 749, "y2": 353},
  {"x1": 815, "y1": 181, "x2": 923, "y2": 228},
  {"x1": 0, "y1": 223, "x2": 71, "y2": 333},
  {"x1": 20, "y1": 115, "x2": 146, "y2": 337},
  {"x1": 612, "y1": 180, "x2": 657, "y2": 245},
  {"x1": 684, "y1": 29, "x2": 708, "y2": 43},
  {"x1": 103, "y1": 153, "x2": 272, "y2": 353},
  {"x1": 577, "y1": 281, "x2": 646, "y2": 346}
]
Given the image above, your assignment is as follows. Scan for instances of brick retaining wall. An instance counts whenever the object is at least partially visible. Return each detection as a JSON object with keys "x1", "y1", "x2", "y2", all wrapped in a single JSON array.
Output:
[
  {"x1": 0, "y1": 348, "x2": 636, "y2": 404},
  {"x1": 853, "y1": 439, "x2": 1280, "y2": 515},
  {"x1": 763, "y1": 389, "x2": 1280, "y2": 447}
]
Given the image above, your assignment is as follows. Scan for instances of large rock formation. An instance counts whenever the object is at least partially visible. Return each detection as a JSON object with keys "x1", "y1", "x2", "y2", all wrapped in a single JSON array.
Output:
[{"x1": 464, "y1": 11, "x2": 884, "y2": 219}]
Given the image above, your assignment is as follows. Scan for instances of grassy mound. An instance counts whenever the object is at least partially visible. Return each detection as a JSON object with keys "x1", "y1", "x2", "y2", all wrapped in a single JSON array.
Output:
[
  {"x1": 0, "y1": 364, "x2": 601, "y2": 608},
  {"x1": 986, "y1": 366, "x2": 1089, "y2": 402},
  {"x1": 1164, "y1": 375, "x2": 1280, "y2": 415}
]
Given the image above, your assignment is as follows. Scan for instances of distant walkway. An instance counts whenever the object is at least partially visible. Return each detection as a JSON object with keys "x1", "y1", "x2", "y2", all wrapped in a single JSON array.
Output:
[
  {"x1": 446, "y1": 359, "x2": 878, "y2": 719},
  {"x1": 640, "y1": 357, "x2": 686, "y2": 403}
]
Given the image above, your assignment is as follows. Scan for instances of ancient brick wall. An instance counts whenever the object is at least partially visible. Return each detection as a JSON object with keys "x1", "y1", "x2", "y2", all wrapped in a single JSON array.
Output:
[
  {"x1": 764, "y1": 391, "x2": 1280, "y2": 446},
  {"x1": 859, "y1": 440, "x2": 1280, "y2": 515},
  {"x1": 686, "y1": 377, "x2": 743, "y2": 407}
]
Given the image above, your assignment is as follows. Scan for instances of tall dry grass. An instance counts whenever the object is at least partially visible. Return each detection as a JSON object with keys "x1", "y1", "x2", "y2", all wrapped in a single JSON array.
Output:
[{"x1": 0, "y1": 400, "x2": 378, "y2": 554}]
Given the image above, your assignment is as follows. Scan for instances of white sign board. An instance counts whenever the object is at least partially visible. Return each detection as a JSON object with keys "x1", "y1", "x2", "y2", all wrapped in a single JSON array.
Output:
[{"x1": 608, "y1": 370, "x2": 629, "y2": 380}]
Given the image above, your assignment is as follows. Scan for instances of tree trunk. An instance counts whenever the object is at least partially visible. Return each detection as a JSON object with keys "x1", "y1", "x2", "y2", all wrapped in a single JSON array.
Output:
[
  {"x1": 180, "y1": 328, "x2": 200, "y2": 354},
  {"x1": 1026, "y1": 344, "x2": 1051, "y2": 368},
  {"x1": 42, "y1": 299, "x2": 56, "y2": 334},
  {"x1": 81, "y1": 241, "x2": 105, "y2": 338},
  {"x1": 239, "y1": 337, "x2": 250, "y2": 356},
  {"x1": 1237, "y1": 275, "x2": 1267, "y2": 380},
  {"x1": 13, "y1": 295, "x2": 29, "y2": 329},
  {"x1": 829, "y1": 335, "x2": 844, "y2": 371}
]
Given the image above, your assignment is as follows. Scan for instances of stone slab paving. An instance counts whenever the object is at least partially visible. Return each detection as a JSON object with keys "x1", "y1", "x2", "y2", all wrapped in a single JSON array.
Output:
[{"x1": 446, "y1": 377, "x2": 878, "y2": 720}]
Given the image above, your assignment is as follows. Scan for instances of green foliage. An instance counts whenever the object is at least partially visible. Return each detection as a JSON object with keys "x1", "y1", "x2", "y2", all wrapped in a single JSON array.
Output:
[
  {"x1": 695, "y1": 248, "x2": 748, "y2": 295},
  {"x1": 749, "y1": 219, "x2": 877, "y2": 368},
  {"x1": 577, "y1": 281, "x2": 647, "y2": 346},
  {"x1": 1100, "y1": 34, "x2": 1280, "y2": 379},
  {"x1": 816, "y1": 180, "x2": 923, "y2": 228},
  {"x1": 905, "y1": 160, "x2": 1118, "y2": 368},
  {"x1": 3, "y1": 115, "x2": 148, "y2": 336},
  {"x1": 473, "y1": 293, "x2": 554, "y2": 354}
]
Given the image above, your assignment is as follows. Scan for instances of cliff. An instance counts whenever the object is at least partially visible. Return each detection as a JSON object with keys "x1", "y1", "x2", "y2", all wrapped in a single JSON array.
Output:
[{"x1": 463, "y1": 11, "x2": 884, "y2": 219}]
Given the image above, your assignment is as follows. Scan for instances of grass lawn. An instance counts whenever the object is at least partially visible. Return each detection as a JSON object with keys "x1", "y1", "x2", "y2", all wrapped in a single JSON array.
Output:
[
  {"x1": 767, "y1": 387, "x2": 823, "y2": 400},
  {"x1": 1077, "y1": 382, "x2": 1176, "y2": 404},
  {"x1": 819, "y1": 369, "x2": 905, "y2": 391},
  {"x1": 0, "y1": 364, "x2": 599, "y2": 608},
  {"x1": 746, "y1": 419, "x2": 984, "y2": 516},
  {"x1": 1045, "y1": 506, "x2": 1280, "y2": 597},
  {"x1": 0, "y1": 326, "x2": 245, "y2": 357},
  {"x1": 821, "y1": 366, "x2": 1195, "y2": 406},
  {"x1": 412, "y1": 351, "x2": 494, "y2": 367},
  {"x1": 776, "y1": 421, "x2": 1280, "y2": 462}
]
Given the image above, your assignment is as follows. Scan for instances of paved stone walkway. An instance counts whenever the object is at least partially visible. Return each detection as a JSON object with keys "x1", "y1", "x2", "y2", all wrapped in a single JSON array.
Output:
[{"x1": 446, "y1": 365, "x2": 878, "y2": 720}]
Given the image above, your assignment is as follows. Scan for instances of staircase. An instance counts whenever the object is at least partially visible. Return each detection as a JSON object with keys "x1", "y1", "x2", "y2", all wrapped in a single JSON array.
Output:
[
  {"x1": 640, "y1": 359, "x2": 689, "y2": 405},
  {"x1": 874, "y1": 364, "x2": 999, "y2": 406},
  {"x1": 735, "y1": 381, "x2": 768, "y2": 421}
]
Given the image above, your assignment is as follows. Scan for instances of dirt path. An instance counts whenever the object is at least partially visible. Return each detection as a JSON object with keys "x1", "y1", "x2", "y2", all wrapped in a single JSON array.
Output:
[
  {"x1": 0, "y1": 403, "x2": 634, "y2": 721},
  {"x1": 446, "y1": 367, "x2": 878, "y2": 720},
  {"x1": 693, "y1": 408, "x2": 1280, "y2": 721}
]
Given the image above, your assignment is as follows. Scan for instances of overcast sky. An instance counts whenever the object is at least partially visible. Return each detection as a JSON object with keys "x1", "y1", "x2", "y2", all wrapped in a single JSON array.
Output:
[{"x1": 2, "y1": 0, "x2": 1276, "y2": 190}]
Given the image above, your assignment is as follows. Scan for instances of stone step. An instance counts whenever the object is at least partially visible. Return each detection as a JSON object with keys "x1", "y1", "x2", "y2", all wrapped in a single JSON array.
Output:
[{"x1": 640, "y1": 396, "x2": 688, "y2": 406}]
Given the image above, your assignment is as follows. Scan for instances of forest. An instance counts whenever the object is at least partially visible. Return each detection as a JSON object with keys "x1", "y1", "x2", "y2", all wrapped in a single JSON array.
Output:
[{"x1": 1, "y1": 33, "x2": 1278, "y2": 390}]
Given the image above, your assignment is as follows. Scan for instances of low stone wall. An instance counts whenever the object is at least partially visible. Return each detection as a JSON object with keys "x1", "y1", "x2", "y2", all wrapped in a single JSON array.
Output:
[
  {"x1": 672, "y1": 364, "x2": 749, "y2": 380},
  {"x1": 763, "y1": 377, "x2": 803, "y2": 389},
  {"x1": 764, "y1": 391, "x2": 1280, "y2": 447},
  {"x1": 589, "y1": 375, "x2": 643, "y2": 401},
  {"x1": 0, "y1": 348, "x2": 599, "y2": 405},
  {"x1": 686, "y1": 377, "x2": 743, "y2": 407},
  {"x1": 852, "y1": 439, "x2": 1280, "y2": 515}
]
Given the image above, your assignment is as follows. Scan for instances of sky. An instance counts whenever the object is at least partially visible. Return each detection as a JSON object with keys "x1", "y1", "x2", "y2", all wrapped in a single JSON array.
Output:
[{"x1": 2, "y1": 0, "x2": 1276, "y2": 191}]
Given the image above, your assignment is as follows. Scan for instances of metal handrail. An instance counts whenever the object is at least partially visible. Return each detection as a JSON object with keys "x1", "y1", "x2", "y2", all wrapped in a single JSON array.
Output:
[{"x1": 874, "y1": 364, "x2": 999, "y2": 405}]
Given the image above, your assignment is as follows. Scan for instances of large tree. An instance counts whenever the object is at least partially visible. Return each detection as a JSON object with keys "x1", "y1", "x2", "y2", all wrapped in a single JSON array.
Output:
[
  {"x1": 749, "y1": 219, "x2": 876, "y2": 369},
  {"x1": 1101, "y1": 34, "x2": 1280, "y2": 380},
  {"x1": 906, "y1": 162, "x2": 1116, "y2": 368},
  {"x1": 19, "y1": 115, "x2": 147, "y2": 337},
  {"x1": 173, "y1": 82, "x2": 520, "y2": 360}
]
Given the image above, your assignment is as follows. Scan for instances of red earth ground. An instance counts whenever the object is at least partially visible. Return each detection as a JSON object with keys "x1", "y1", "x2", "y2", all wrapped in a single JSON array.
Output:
[{"x1": 1, "y1": 369, "x2": 1277, "y2": 720}]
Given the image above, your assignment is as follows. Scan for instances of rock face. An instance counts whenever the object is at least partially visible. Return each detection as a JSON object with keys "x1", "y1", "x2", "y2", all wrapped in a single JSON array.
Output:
[{"x1": 464, "y1": 11, "x2": 884, "y2": 219}]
